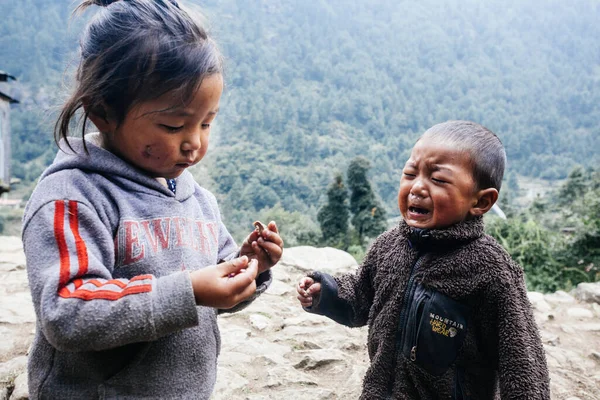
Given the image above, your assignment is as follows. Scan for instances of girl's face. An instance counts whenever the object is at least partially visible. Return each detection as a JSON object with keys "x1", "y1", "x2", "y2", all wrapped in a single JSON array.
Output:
[{"x1": 103, "y1": 74, "x2": 223, "y2": 179}]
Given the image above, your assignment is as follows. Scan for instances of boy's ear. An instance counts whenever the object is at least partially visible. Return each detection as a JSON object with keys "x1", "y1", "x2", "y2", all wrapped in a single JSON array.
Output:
[
  {"x1": 469, "y1": 188, "x2": 499, "y2": 217},
  {"x1": 83, "y1": 99, "x2": 115, "y2": 133}
]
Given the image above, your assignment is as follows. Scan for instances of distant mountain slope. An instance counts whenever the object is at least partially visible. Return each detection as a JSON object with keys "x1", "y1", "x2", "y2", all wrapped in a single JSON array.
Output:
[{"x1": 2, "y1": 0, "x2": 599, "y2": 226}]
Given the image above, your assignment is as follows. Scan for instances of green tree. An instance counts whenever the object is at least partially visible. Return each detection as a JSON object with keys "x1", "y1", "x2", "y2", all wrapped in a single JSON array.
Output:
[
  {"x1": 258, "y1": 203, "x2": 320, "y2": 247},
  {"x1": 558, "y1": 166, "x2": 586, "y2": 206},
  {"x1": 487, "y1": 217, "x2": 565, "y2": 292},
  {"x1": 317, "y1": 173, "x2": 350, "y2": 248},
  {"x1": 560, "y1": 189, "x2": 600, "y2": 282},
  {"x1": 347, "y1": 157, "x2": 387, "y2": 244}
]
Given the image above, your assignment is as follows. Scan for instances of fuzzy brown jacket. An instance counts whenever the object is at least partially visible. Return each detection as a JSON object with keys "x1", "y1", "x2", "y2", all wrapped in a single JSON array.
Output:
[{"x1": 305, "y1": 217, "x2": 550, "y2": 399}]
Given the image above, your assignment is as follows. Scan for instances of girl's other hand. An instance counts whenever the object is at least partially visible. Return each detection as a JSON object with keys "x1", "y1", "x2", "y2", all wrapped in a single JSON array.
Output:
[
  {"x1": 190, "y1": 256, "x2": 258, "y2": 309},
  {"x1": 240, "y1": 221, "x2": 284, "y2": 274},
  {"x1": 297, "y1": 276, "x2": 321, "y2": 308}
]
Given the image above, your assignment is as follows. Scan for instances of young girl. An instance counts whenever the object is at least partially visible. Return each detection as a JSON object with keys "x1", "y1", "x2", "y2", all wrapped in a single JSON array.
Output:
[{"x1": 22, "y1": 0, "x2": 283, "y2": 398}]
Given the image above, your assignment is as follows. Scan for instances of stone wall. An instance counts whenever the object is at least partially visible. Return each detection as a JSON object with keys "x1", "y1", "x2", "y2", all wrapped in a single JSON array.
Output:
[{"x1": 1, "y1": 239, "x2": 599, "y2": 399}]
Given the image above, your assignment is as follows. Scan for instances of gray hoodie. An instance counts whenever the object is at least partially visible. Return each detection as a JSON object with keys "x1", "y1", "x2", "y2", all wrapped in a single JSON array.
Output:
[{"x1": 22, "y1": 137, "x2": 270, "y2": 399}]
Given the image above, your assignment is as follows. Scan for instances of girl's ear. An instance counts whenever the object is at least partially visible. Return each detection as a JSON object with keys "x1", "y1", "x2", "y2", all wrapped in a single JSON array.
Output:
[
  {"x1": 469, "y1": 188, "x2": 499, "y2": 217},
  {"x1": 83, "y1": 100, "x2": 116, "y2": 133}
]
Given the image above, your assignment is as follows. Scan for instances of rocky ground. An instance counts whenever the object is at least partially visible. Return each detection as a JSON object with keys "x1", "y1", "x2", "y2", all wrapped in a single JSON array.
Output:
[{"x1": 1, "y1": 238, "x2": 599, "y2": 399}]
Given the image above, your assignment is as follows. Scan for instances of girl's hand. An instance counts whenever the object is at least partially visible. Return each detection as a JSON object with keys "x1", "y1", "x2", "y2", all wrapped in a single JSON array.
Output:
[
  {"x1": 239, "y1": 221, "x2": 283, "y2": 274},
  {"x1": 190, "y1": 256, "x2": 258, "y2": 309},
  {"x1": 297, "y1": 276, "x2": 321, "y2": 308}
]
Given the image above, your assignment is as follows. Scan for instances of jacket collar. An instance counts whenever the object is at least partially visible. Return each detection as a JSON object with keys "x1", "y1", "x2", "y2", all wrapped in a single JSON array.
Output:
[{"x1": 399, "y1": 216, "x2": 485, "y2": 251}]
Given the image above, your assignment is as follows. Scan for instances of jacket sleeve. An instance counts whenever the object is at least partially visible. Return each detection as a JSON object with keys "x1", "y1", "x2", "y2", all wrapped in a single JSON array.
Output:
[
  {"x1": 494, "y1": 264, "x2": 550, "y2": 399},
  {"x1": 23, "y1": 200, "x2": 199, "y2": 352},
  {"x1": 304, "y1": 244, "x2": 377, "y2": 327}
]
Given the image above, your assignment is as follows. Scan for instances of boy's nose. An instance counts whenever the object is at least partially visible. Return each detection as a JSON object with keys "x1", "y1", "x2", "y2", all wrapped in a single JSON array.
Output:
[{"x1": 410, "y1": 180, "x2": 428, "y2": 197}]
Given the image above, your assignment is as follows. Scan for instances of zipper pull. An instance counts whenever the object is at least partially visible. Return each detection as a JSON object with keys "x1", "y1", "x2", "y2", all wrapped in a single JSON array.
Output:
[{"x1": 410, "y1": 346, "x2": 417, "y2": 361}]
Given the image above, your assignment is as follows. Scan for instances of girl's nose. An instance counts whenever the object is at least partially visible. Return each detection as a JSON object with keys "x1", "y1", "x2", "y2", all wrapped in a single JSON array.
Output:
[{"x1": 181, "y1": 129, "x2": 202, "y2": 152}]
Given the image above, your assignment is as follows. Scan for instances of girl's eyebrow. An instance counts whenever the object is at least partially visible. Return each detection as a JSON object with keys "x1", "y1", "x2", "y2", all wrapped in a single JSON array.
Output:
[
  {"x1": 165, "y1": 108, "x2": 220, "y2": 117},
  {"x1": 146, "y1": 107, "x2": 220, "y2": 117}
]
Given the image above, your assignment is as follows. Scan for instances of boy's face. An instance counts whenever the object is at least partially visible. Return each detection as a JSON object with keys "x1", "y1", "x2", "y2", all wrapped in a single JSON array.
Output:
[{"x1": 398, "y1": 136, "x2": 479, "y2": 229}]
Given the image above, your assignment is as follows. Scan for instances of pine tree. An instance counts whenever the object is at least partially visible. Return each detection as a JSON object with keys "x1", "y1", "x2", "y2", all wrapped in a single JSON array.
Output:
[
  {"x1": 558, "y1": 166, "x2": 586, "y2": 206},
  {"x1": 347, "y1": 156, "x2": 387, "y2": 244},
  {"x1": 317, "y1": 173, "x2": 350, "y2": 248}
]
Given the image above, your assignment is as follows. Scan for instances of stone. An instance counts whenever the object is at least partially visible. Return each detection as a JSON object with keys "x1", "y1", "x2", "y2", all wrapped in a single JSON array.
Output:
[
  {"x1": 532, "y1": 299, "x2": 552, "y2": 313},
  {"x1": 263, "y1": 366, "x2": 318, "y2": 388},
  {"x1": 541, "y1": 331, "x2": 560, "y2": 346},
  {"x1": 278, "y1": 246, "x2": 358, "y2": 276},
  {"x1": 8, "y1": 372, "x2": 27, "y2": 400},
  {"x1": 574, "y1": 282, "x2": 600, "y2": 304},
  {"x1": 0, "y1": 292, "x2": 36, "y2": 325},
  {"x1": 0, "y1": 237, "x2": 26, "y2": 273},
  {"x1": 264, "y1": 279, "x2": 292, "y2": 296},
  {"x1": 561, "y1": 325, "x2": 576, "y2": 334},
  {"x1": 249, "y1": 314, "x2": 271, "y2": 331},
  {"x1": 566, "y1": 307, "x2": 594, "y2": 319},
  {"x1": 544, "y1": 290, "x2": 576, "y2": 304},
  {"x1": 212, "y1": 367, "x2": 249, "y2": 399},
  {"x1": 577, "y1": 323, "x2": 600, "y2": 332},
  {"x1": 528, "y1": 292, "x2": 545, "y2": 303},
  {"x1": 0, "y1": 356, "x2": 27, "y2": 386},
  {"x1": 3, "y1": 240, "x2": 600, "y2": 398},
  {"x1": 292, "y1": 349, "x2": 346, "y2": 371},
  {"x1": 529, "y1": 292, "x2": 552, "y2": 313}
]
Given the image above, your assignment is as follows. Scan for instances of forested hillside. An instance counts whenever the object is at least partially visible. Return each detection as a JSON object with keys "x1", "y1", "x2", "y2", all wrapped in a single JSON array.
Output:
[{"x1": 1, "y1": 0, "x2": 599, "y2": 245}]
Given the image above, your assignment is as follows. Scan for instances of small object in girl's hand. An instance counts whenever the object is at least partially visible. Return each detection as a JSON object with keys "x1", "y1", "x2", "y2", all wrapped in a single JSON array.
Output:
[
  {"x1": 228, "y1": 268, "x2": 247, "y2": 278},
  {"x1": 253, "y1": 220, "x2": 266, "y2": 234}
]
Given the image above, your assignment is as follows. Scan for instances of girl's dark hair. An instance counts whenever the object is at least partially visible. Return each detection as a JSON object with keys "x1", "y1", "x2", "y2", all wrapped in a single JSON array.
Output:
[
  {"x1": 422, "y1": 120, "x2": 507, "y2": 192},
  {"x1": 56, "y1": 0, "x2": 223, "y2": 151}
]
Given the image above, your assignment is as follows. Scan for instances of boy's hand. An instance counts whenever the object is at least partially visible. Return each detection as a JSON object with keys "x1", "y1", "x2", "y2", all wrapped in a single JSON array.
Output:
[
  {"x1": 297, "y1": 276, "x2": 321, "y2": 308},
  {"x1": 190, "y1": 256, "x2": 258, "y2": 309},
  {"x1": 239, "y1": 221, "x2": 283, "y2": 274}
]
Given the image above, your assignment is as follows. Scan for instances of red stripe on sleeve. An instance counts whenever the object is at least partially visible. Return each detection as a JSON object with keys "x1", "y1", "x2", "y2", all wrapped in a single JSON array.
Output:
[
  {"x1": 71, "y1": 275, "x2": 153, "y2": 290},
  {"x1": 58, "y1": 285, "x2": 152, "y2": 300},
  {"x1": 68, "y1": 201, "x2": 89, "y2": 277},
  {"x1": 54, "y1": 201, "x2": 71, "y2": 289},
  {"x1": 58, "y1": 275, "x2": 154, "y2": 300},
  {"x1": 54, "y1": 200, "x2": 154, "y2": 301}
]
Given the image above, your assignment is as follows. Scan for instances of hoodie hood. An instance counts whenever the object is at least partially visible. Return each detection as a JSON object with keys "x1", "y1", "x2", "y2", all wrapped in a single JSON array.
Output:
[{"x1": 40, "y1": 136, "x2": 197, "y2": 202}]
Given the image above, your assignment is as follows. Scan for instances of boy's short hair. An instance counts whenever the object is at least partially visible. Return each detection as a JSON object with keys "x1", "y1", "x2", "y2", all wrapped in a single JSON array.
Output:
[{"x1": 423, "y1": 120, "x2": 506, "y2": 191}]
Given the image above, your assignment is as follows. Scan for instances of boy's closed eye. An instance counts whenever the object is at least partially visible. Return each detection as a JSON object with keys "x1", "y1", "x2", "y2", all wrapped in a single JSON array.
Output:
[{"x1": 402, "y1": 167, "x2": 417, "y2": 177}]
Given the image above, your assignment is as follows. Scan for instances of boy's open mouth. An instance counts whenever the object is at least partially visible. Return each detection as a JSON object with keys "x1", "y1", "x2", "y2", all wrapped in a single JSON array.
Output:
[{"x1": 409, "y1": 206, "x2": 430, "y2": 215}]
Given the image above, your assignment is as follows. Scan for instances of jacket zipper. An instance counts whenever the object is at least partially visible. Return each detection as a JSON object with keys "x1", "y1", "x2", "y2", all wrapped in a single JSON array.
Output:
[
  {"x1": 395, "y1": 255, "x2": 424, "y2": 354},
  {"x1": 400, "y1": 257, "x2": 424, "y2": 338},
  {"x1": 389, "y1": 255, "x2": 424, "y2": 396},
  {"x1": 410, "y1": 294, "x2": 427, "y2": 361}
]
